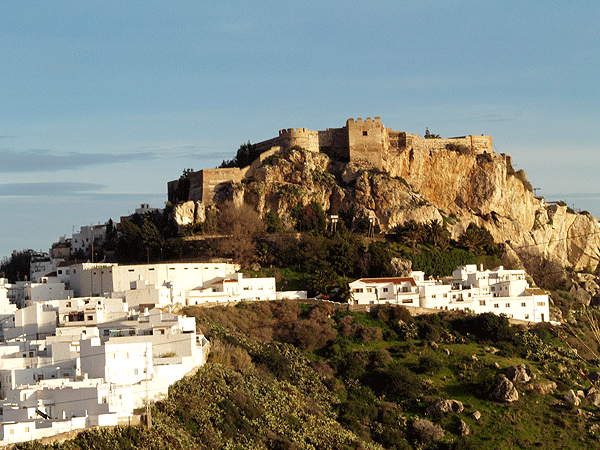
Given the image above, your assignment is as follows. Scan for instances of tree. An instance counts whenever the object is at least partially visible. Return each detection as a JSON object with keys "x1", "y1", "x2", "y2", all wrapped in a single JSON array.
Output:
[
  {"x1": 217, "y1": 202, "x2": 266, "y2": 268},
  {"x1": 459, "y1": 223, "x2": 496, "y2": 254},
  {"x1": 295, "y1": 201, "x2": 327, "y2": 234},
  {"x1": 398, "y1": 220, "x2": 424, "y2": 253},
  {"x1": 426, "y1": 219, "x2": 450, "y2": 250},
  {"x1": 424, "y1": 127, "x2": 440, "y2": 139},
  {"x1": 219, "y1": 141, "x2": 261, "y2": 169},
  {"x1": 0, "y1": 250, "x2": 33, "y2": 282}
]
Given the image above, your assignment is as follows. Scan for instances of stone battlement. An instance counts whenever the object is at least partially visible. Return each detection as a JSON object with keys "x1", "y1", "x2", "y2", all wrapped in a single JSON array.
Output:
[
  {"x1": 279, "y1": 127, "x2": 310, "y2": 136},
  {"x1": 346, "y1": 116, "x2": 382, "y2": 125},
  {"x1": 167, "y1": 117, "x2": 493, "y2": 205}
]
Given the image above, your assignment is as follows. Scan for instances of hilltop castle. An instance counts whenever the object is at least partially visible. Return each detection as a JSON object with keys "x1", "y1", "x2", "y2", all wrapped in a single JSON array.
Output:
[{"x1": 167, "y1": 117, "x2": 492, "y2": 205}]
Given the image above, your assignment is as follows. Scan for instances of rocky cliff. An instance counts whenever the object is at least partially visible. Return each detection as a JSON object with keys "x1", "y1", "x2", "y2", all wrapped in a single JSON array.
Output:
[{"x1": 173, "y1": 145, "x2": 600, "y2": 273}]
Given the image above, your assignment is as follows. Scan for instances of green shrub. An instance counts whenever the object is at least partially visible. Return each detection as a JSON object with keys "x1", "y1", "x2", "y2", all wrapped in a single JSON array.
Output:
[{"x1": 416, "y1": 355, "x2": 442, "y2": 374}]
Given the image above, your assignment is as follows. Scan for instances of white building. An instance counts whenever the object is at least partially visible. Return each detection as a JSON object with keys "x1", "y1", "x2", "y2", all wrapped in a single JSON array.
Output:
[
  {"x1": 186, "y1": 272, "x2": 277, "y2": 305},
  {"x1": 349, "y1": 277, "x2": 420, "y2": 306},
  {"x1": 135, "y1": 203, "x2": 161, "y2": 215},
  {"x1": 0, "y1": 301, "x2": 209, "y2": 446},
  {"x1": 69, "y1": 262, "x2": 238, "y2": 298},
  {"x1": 23, "y1": 278, "x2": 74, "y2": 307},
  {"x1": 71, "y1": 224, "x2": 107, "y2": 257},
  {"x1": 349, "y1": 265, "x2": 551, "y2": 323}
]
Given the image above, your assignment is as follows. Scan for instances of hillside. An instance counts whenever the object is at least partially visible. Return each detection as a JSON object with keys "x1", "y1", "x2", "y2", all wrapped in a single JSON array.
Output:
[
  {"x1": 14, "y1": 301, "x2": 600, "y2": 450},
  {"x1": 173, "y1": 144, "x2": 600, "y2": 278}
]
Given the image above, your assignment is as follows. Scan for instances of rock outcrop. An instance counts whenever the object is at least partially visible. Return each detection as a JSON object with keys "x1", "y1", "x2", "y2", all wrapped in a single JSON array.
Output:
[
  {"x1": 492, "y1": 375, "x2": 519, "y2": 403},
  {"x1": 505, "y1": 364, "x2": 531, "y2": 384},
  {"x1": 426, "y1": 399, "x2": 464, "y2": 416},
  {"x1": 173, "y1": 144, "x2": 600, "y2": 273}
]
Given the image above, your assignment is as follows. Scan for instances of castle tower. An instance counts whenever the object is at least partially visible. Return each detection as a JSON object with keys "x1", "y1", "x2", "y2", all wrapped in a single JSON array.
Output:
[{"x1": 346, "y1": 117, "x2": 385, "y2": 169}]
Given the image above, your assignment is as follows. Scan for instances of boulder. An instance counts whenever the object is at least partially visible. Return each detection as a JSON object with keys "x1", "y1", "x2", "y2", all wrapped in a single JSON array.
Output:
[
  {"x1": 586, "y1": 387, "x2": 600, "y2": 406},
  {"x1": 426, "y1": 399, "x2": 464, "y2": 416},
  {"x1": 391, "y1": 257, "x2": 412, "y2": 277},
  {"x1": 526, "y1": 381, "x2": 557, "y2": 395},
  {"x1": 492, "y1": 375, "x2": 519, "y2": 403},
  {"x1": 564, "y1": 389, "x2": 581, "y2": 407},
  {"x1": 505, "y1": 364, "x2": 531, "y2": 384},
  {"x1": 471, "y1": 411, "x2": 481, "y2": 421},
  {"x1": 570, "y1": 283, "x2": 592, "y2": 306},
  {"x1": 458, "y1": 419, "x2": 470, "y2": 436}
]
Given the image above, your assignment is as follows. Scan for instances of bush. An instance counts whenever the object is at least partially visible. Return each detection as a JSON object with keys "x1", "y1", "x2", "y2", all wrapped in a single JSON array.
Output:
[
  {"x1": 412, "y1": 419, "x2": 445, "y2": 443},
  {"x1": 452, "y1": 312, "x2": 513, "y2": 343},
  {"x1": 446, "y1": 143, "x2": 472, "y2": 155},
  {"x1": 416, "y1": 355, "x2": 442, "y2": 375},
  {"x1": 367, "y1": 363, "x2": 424, "y2": 402}
]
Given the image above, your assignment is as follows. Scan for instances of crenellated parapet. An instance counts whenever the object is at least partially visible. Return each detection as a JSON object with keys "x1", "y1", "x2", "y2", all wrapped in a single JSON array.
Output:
[
  {"x1": 278, "y1": 127, "x2": 310, "y2": 137},
  {"x1": 167, "y1": 116, "x2": 493, "y2": 206}
]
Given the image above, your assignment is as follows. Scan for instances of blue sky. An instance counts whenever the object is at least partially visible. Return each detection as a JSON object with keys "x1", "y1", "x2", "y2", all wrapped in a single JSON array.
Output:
[{"x1": 1, "y1": 1, "x2": 599, "y2": 260}]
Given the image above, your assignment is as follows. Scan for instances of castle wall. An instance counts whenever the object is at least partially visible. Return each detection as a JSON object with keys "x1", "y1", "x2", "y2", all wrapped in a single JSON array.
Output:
[
  {"x1": 404, "y1": 134, "x2": 493, "y2": 155},
  {"x1": 318, "y1": 128, "x2": 349, "y2": 161},
  {"x1": 188, "y1": 168, "x2": 244, "y2": 204},
  {"x1": 167, "y1": 180, "x2": 180, "y2": 203},
  {"x1": 347, "y1": 117, "x2": 385, "y2": 169},
  {"x1": 167, "y1": 116, "x2": 493, "y2": 207},
  {"x1": 277, "y1": 128, "x2": 320, "y2": 153}
]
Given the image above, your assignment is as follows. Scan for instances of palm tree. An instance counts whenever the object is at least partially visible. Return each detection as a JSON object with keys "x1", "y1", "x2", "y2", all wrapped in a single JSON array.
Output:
[
  {"x1": 459, "y1": 223, "x2": 492, "y2": 252},
  {"x1": 427, "y1": 220, "x2": 450, "y2": 250},
  {"x1": 401, "y1": 220, "x2": 423, "y2": 253}
]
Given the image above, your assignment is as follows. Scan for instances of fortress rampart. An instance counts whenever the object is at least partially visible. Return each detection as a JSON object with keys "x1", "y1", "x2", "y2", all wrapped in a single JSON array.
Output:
[{"x1": 167, "y1": 117, "x2": 493, "y2": 205}]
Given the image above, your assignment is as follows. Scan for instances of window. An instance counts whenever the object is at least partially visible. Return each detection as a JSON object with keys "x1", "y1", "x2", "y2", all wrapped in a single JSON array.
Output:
[
  {"x1": 479, "y1": 300, "x2": 486, "y2": 306},
  {"x1": 362, "y1": 131, "x2": 368, "y2": 136},
  {"x1": 537, "y1": 302, "x2": 546, "y2": 306},
  {"x1": 521, "y1": 302, "x2": 526, "y2": 307},
  {"x1": 66, "y1": 301, "x2": 71, "y2": 307},
  {"x1": 494, "y1": 303, "x2": 499, "y2": 308},
  {"x1": 367, "y1": 288, "x2": 372, "y2": 293},
  {"x1": 87, "y1": 315, "x2": 93, "y2": 321},
  {"x1": 402, "y1": 299, "x2": 413, "y2": 304},
  {"x1": 525, "y1": 314, "x2": 530, "y2": 319},
  {"x1": 382, "y1": 288, "x2": 388, "y2": 293},
  {"x1": 505, "y1": 303, "x2": 510, "y2": 308}
]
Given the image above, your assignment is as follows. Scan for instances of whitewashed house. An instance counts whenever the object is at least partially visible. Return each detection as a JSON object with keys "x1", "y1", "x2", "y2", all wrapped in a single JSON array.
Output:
[
  {"x1": 349, "y1": 265, "x2": 550, "y2": 323},
  {"x1": 350, "y1": 277, "x2": 420, "y2": 306},
  {"x1": 68, "y1": 262, "x2": 239, "y2": 298},
  {"x1": 186, "y1": 272, "x2": 277, "y2": 305},
  {"x1": 23, "y1": 278, "x2": 73, "y2": 307},
  {"x1": 71, "y1": 224, "x2": 106, "y2": 257},
  {"x1": 0, "y1": 302, "x2": 209, "y2": 446}
]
